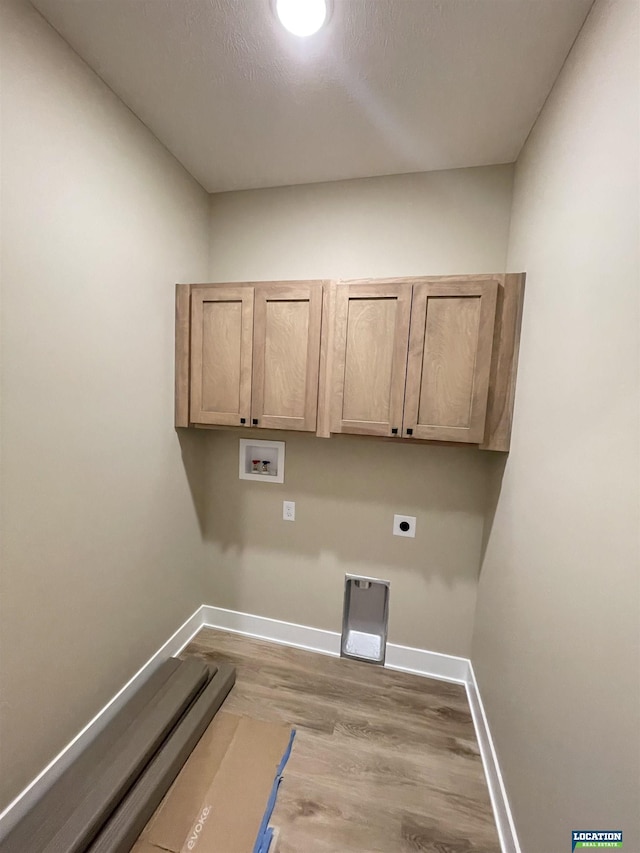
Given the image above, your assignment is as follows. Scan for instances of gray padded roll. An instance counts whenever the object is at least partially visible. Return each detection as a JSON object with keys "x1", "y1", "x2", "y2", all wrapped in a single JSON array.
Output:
[
  {"x1": 0, "y1": 658, "x2": 184, "y2": 853},
  {"x1": 87, "y1": 663, "x2": 236, "y2": 853},
  {"x1": 40, "y1": 657, "x2": 210, "y2": 853},
  {"x1": 0, "y1": 657, "x2": 210, "y2": 853}
]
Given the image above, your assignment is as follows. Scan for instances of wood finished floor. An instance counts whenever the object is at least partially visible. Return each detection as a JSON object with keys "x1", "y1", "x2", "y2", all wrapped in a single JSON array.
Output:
[{"x1": 181, "y1": 629, "x2": 500, "y2": 853}]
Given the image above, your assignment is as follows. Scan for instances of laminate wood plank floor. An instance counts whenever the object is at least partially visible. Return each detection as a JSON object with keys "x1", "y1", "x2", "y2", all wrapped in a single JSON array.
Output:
[{"x1": 181, "y1": 628, "x2": 500, "y2": 853}]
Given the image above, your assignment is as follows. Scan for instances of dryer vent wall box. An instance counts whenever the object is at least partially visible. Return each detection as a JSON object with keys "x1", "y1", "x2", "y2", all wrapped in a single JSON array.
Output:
[
  {"x1": 239, "y1": 439, "x2": 285, "y2": 483},
  {"x1": 341, "y1": 575, "x2": 390, "y2": 665}
]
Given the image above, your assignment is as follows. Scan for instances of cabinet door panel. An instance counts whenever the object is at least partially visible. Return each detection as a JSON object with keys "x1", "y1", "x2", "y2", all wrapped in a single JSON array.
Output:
[
  {"x1": 252, "y1": 284, "x2": 322, "y2": 431},
  {"x1": 331, "y1": 284, "x2": 411, "y2": 436},
  {"x1": 190, "y1": 286, "x2": 253, "y2": 426},
  {"x1": 404, "y1": 280, "x2": 497, "y2": 443},
  {"x1": 418, "y1": 296, "x2": 481, "y2": 427}
]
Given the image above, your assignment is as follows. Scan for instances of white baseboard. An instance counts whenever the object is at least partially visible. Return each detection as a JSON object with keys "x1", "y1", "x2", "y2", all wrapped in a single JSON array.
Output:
[
  {"x1": 201, "y1": 605, "x2": 341, "y2": 658},
  {"x1": 465, "y1": 663, "x2": 521, "y2": 853},
  {"x1": 200, "y1": 605, "x2": 470, "y2": 684},
  {"x1": 0, "y1": 603, "x2": 520, "y2": 853},
  {"x1": 385, "y1": 641, "x2": 470, "y2": 683},
  {"x1": 0, "y1": 604, "x2": 206, "y2": 839}
]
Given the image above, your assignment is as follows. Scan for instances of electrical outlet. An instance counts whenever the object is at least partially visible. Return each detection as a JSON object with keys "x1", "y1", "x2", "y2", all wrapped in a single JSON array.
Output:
[
  {"x1": 283, "y1": 500, "x2": 296, "y2": 522},
  {"x1": 393, "y1": 514, "x2": 416, "y2": 538}
]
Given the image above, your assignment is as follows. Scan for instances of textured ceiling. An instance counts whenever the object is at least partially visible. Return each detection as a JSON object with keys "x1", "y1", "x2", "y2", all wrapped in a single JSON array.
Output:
[{"x1": 32, "y1": 0, "x2": 593, "y2": 192}]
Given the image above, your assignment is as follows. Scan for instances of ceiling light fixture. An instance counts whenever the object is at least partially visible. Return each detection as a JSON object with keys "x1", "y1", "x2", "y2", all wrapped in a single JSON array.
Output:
[{"x1": 275, "y1": 0, "x2": 328, "y2": 37}]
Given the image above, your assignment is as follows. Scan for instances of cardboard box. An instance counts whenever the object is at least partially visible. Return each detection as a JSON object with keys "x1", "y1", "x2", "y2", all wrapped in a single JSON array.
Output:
[{"x1": 132, "y1": 712, "x2": 292, "y2": 853}]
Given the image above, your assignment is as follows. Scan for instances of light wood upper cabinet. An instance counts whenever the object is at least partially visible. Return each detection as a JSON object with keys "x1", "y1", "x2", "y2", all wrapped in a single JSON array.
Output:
[
  {"x1": 403, "y1": 279, "x2": 498, "y2": 443},
  {"x1": 330, "y1": 283, "x2": 412, "y2": 436},
  {"x1": 176, "y1": 273, "x2": 524, "y2": 451},
  {"x1": 329, "y1": 278, "x2": 498, "y2": 442},
  {"x1": 190, "y1": 286, "x2": 254, "y2": 427},
  {"x1": 184, "y1": 281, "x2": 323, "y2": 432},
  {"x1": 252, "y1": 284, "x2": 322, "y2": 431}
]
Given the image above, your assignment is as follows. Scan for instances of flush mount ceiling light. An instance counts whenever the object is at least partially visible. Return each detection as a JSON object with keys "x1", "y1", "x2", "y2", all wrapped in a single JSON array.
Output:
[{"x1": 274, "y1": 0, "x2": 329, "y2": 37}]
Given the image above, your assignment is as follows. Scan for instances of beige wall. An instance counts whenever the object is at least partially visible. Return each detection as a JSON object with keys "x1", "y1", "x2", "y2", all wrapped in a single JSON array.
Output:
[
  {"x1": 472, "y1": 1, "x2": 640, "y2": 850},
  {"x1": 201, "y1": 167, "x2": 514, "y2": 654},
  {"x1": 209, "y1": 167, "x2": 513, "y2": 281},
  {"x1": 0, "y1": 0, "x2": 209, "y2": 810}
]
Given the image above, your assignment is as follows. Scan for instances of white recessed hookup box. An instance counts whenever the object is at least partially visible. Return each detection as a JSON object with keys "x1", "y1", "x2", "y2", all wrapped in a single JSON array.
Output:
[{"x1": 239, "y1": 439, "x2": 285, "y2": 484}]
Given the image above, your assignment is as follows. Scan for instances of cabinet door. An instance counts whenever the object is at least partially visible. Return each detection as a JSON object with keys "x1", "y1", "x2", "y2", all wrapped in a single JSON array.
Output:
[
  {"x1": 251, "y1": 283, "x2": 323, "y2": 431},
  {"x1": 190, "y1": 286, "x2": 253, "y2": 426},
  {"x1": 331, "y1": 283, "x2": 411, "y2": 436},
  {"x1": 404, "y1": 280, "x2": 498, "y2": 443}
]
